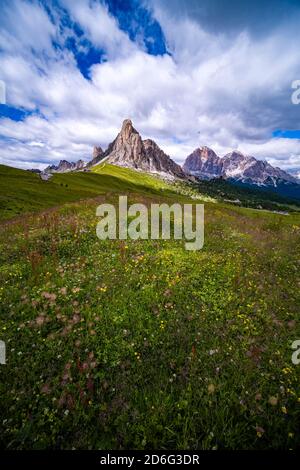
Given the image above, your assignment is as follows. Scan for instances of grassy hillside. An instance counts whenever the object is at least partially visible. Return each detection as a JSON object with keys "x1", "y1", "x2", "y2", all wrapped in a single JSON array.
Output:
[
  {"x1": 91, "y1": 162, "x2": 172, "y2": 191},
  {"x1": 0, "y1": 176, "x2": 300, "y2": 449},
  {"x1": 1, "y1": 163, "x2": 299, "y2": 223},
  {"x1": 0, "y1": 164, "x2": 174, "y2": 221}
]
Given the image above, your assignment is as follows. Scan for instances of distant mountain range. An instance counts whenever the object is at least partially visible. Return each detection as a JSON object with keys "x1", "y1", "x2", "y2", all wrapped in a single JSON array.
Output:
[
  {"x1": 45, "y1": 159, "x2": 86, "y2": 173},
  {"x1": 183, "y1": 146, "x2": 300, "y2": 201},
  {"x1": 36, "y1": 119, "x2": 300, "y2": 200},
  {"x1": 183, "y1": 146, "x2": 298, "y2": 185}
]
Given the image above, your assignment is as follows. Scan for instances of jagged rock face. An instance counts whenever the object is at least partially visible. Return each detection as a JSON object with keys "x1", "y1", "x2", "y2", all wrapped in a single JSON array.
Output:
[
  {"x1": 183, "y1": 148, "x2": 298, "y2": 186},
  {"x1": 93, "y1": 146, "x2": 103, "y2": 160},
  {"x1": 104, "y1": 119, "x2": 185, "y2": 179},
  {"x1": 222, "y1": 151, "x2": 256, "y2": 178},
  {"x1": 45, "y1": 160, "x2": 72, "y2": 173},
  {"x1": 45, "y1": 159, "x2": 86, "y2": 173},
  {"x1": 76, "y1": 159, "x2": 85, "y2": 170},
  {"x1": 143, "y1": 139, "x2": 185, "y2": 178},
  {"x1": 104, "y1": 119, "x2": 144, "y2": 166},
  {"x1": 222, "y1": 151, "x2": 297, "y2": 184},
  {"x1": 183, "y1": 147, "x2": 222, "y2": 178},
  {"x1": 87, "y1": 146, "x2": 104, "y2": 167}
]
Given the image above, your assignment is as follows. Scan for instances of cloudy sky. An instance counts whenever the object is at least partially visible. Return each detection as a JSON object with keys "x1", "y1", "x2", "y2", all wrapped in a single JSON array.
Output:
[{"x1": 0, "y1": 0, "x2": 300, "y2": 171}]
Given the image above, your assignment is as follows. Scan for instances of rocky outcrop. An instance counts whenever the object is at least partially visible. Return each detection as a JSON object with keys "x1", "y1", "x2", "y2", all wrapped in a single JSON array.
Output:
[
  {"x1": 76, "y1": 159, "x2": 86, "y2": 170},
  {"x1": 40, "y1": 172, "x2": 52, "y2": 181},
  {"x1": 103, "y1": 119, "x2": 185, "y2": 179},
  {"x1": 143, "y1": 139, "x2": 185, "y2": 178},
  {"x1": 45, "y1": 159, "x2": 86, "y2": 173},
  {"x1": 87, "y1": 146, "x2": 104, "y2": 168},
  {"x1": 27, "y1": 168, "x2": 41, "y2": 174}
]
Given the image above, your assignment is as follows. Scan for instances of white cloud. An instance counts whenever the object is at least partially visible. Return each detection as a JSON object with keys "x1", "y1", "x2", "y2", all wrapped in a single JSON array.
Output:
[
  {"x1": 61, "y1": 0, "x2": 138, "y2": 59},
  {"x1": 0, "y1": 0, "x2": 300, "y2": 172},
  {"x1": 0, "y1": 0, "x2": 56, "y2": 54}
]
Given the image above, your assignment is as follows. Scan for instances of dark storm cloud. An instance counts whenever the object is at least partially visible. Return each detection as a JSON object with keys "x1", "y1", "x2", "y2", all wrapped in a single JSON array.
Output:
[{"x1": 151, "y1": 0, "x2": 300, "y2": 37}]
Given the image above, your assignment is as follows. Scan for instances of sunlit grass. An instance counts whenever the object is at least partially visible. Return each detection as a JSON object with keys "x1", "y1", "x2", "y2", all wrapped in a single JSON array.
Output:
[{"x1": 0, "y1": 189, "x2": 299, "y2": 449}]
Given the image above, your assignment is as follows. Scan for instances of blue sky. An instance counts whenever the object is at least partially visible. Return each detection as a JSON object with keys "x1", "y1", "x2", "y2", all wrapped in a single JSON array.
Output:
[{"x1": 0, "y1": 0, "x2": 300, "y2": 171}]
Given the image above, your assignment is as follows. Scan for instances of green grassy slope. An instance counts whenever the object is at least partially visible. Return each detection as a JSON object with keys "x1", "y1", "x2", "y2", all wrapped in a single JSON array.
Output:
[
  {"x1": 1, "y1": 162, "x2": 299, "y2": 222},
  {"x1": 0, "y1": 190, "x2": 299, "y2": 449},
  {"x1": 91, "y1": 162, "x2": 171, "y2": 190},
  {"x1": 0, "y1": 164, "x2": 174, "y2": 221},
  {"x1": 0, "y1": 162, "x2": 300, "y2": 449}
]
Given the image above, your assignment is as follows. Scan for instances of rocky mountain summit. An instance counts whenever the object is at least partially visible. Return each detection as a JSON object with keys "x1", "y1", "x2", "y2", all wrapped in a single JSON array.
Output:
[
  {"x1": 183, "y1": 146, "x2": 222, "y2": 178},
  {"x1": 42, "y1": 119, "x2": 185, "y2": 180},
  {"x1": 102, "y1": 119, "x2": 185, "y2": 179}
]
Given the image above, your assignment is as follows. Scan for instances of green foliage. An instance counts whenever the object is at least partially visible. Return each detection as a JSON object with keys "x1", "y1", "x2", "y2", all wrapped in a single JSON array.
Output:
[
  {"x1": 0, "y1": 164, "x2": 175, "y2": 221},
  {"x1": 0, "y1": 186, "x2": 300, "y2": 449},
  {"x1": 187, "y1": 177, "x2": 300, "y2": 212}
]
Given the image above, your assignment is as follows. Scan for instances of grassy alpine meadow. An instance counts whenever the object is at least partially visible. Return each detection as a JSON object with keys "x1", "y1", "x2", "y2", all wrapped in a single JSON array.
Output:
[{"x1": 0, "y1": 165, "x2": 300, "y2": 450}]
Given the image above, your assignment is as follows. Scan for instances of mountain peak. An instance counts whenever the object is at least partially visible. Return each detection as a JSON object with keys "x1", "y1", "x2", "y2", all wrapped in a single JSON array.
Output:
[
  {"x1": 198, "y1": 146, "x2": 219, "y2": 160},
  {"x1": 120, "y1": 119, "x2": 137, "y2": 139},
  {"x1": 102, "y1": 120, "x2": 185, "y2": 179},
  {"x1": 183, "y1": 147, "x2": 222, "y2": 178},
  {"x1": 223, "y1": 150, "x2": 250, "y2": 162}
]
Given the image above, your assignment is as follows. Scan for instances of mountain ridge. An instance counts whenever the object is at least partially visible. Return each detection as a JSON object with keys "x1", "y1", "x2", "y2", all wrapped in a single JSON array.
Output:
[
  {"x1": 45, "y1": 159, "x2": 86, "y2": 174},
  {"x1": 183, "y1": 146, "x2": 299, "y2": 186},
  {"x1": 38, "y1": 120, "x2": 299, "y2": 197}
]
